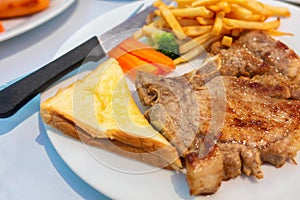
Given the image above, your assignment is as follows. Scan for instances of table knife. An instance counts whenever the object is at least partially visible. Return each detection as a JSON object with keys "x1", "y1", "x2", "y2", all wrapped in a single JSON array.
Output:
[{"x1": 0, "y1": 4, "x2": 155, "y2": 118}]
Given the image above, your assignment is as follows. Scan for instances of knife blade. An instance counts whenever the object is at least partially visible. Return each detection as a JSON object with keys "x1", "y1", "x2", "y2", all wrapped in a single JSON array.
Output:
[{"x1": 0, "y1": 4, "x2": 155, "y2": 118}]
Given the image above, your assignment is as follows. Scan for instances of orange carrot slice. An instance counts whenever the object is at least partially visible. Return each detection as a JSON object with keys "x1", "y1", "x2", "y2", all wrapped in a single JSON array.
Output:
[
  {"x1": 118, "y1": 37, "x2": 152, "y2": 51},
  {"x1": 108, "y1": 38, "x2": 175, "y2": 77},
  {"x1": 108, "y1": 46, "x2": 127, "y2": 59},
  {"x1": 109, "y1": 47, "x2": 158, "y2": 80},
  {"x1": 118, "y1": 38, "x2": 175, "y2": 69}
]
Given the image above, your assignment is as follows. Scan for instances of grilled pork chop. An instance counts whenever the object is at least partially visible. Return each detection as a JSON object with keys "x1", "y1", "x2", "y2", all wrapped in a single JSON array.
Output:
[
  {"x1": 135, "y1": 31, "x2": 300, "y2": 195},
  {"x1": 136, "y1": 70, "x2": 300, "y2": 194},
  {"x1": 211, "y1": 31, "x2": 300, "y2": 99}
]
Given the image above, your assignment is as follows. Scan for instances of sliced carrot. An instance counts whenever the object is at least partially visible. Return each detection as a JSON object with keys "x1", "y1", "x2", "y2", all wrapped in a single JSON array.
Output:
[
  {"x1": 118, "y1": 37, "x2": 152, "y2": 51},
  {"x1": 0, "y1": 21, "x2": 5, "y2": 32},
  {"x1": 115, "y1": 51, "x2": 158, "y2": 80},
  {"x1": 109, "y1": 46, "x2": 156, "y2": 73},
  {"x1": 108, "y1": 37, "x2": 175, "y2": 77},
  {"x1": 116, "y1": 52, "x2": 156, "y2": 72},
  {"x1": 118, "y1": 37, "x2": 176, "y2": 69},
  {"x1": 108, "y1": 46, "x2": 127, "y2": 59},
  {"x1": 129, "y1": 49, "x2": 175, "y2": 69}
]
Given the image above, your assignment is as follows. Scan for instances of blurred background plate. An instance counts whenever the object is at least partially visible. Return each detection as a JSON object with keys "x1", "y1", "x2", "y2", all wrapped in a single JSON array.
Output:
[{"x1": 0, "y1": 0, "x2": 76, "y2": 42}]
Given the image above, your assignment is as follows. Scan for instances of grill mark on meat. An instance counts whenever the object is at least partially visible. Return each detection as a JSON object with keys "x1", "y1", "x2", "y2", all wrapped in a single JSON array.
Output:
[{"x1": 232, "y1": 118, "x2": 267, "y2": 129}]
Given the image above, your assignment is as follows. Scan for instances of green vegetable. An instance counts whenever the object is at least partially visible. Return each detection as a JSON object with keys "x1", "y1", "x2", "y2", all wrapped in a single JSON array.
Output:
[{"x1": 149, "y1": 31, "x2": 180, "y2": 60}]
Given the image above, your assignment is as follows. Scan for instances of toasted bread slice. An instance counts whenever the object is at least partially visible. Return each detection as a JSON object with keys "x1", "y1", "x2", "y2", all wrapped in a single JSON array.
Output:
[{"x1": 40, "y1": 58, "x2": 181, "y2": 169}]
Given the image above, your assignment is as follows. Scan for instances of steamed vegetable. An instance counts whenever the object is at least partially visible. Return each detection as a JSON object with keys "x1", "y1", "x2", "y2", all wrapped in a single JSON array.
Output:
[
  {"x1": 118, "y1": 38, "x2": 175, "y2": 69},
  {"x1": 108, "y1": 37, "x2": 175, "y2": 78},
  {"x1": 149, "y1": 31, "x2": 180, "y2": 60},
  {"x1": 108, "y1": 46, "x2": 158, "y2": 79}
]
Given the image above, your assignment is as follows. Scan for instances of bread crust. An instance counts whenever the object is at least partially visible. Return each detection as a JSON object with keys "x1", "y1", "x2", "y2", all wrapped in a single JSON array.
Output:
[{"x1": 41, "y1": 105, "x2": 177, "y2": 169}]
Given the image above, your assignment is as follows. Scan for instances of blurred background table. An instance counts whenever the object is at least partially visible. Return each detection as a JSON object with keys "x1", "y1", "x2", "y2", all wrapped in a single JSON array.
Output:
[{"x1": 0, "y1": 0, "x2": 144, "y2": 199}]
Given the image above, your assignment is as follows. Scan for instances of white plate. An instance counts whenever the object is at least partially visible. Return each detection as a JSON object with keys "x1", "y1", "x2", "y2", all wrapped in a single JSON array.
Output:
[
  {"x1": 0, "y1": 0, "x2": 76, "y2": 42},
  {"x1": 41, "y1": 1, "x2": 300, "y2": 200}
]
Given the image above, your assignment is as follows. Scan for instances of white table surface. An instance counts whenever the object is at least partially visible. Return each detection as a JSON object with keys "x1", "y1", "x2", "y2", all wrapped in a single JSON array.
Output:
[{"x1": 0, "y1": 0, "x2": 142, "y2": 199}]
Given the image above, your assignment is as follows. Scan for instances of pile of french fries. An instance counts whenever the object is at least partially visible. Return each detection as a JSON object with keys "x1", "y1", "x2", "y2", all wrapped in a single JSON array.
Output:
[{"x1": 134, "y1": 0, "x2": 291, "y2": 65}]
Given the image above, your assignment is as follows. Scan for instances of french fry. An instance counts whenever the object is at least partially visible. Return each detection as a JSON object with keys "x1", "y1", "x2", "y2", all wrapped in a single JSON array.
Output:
[
  {"x1": 175, "y1": 0, "x2": 195, "y2": 4},
  {"x1": 154, "y1": 7, "x2": 214, "y2": 18},
  {"x1": 154, "y1": 9, "x2": 161, "y2": 16},
  {"x1": 223, "y1": 17, "x2": 280, "y2": 30},
  {"x1": 231, "y1": 29, "x2": 241, "y2": 37},
  {"x1": 179, "y1": 32, "x2": 214, "y2": 54},
  {"x1": 221, "y1": 1, "x2": 231, "y2": 13},
  {"x1": 226, "y1": 12, "x2": 264, "y2": 22},
  {"x1": 133, "y1": 28, "x2": 144, "y2": 39},
  {"x1": 147, "y1": 18, "x2": 166, "y2": 29},
  {"x1": 192, "y1": 0, "x2": 220, "y2": 7},
  {"x1": 221, "y1": 36, "x2": 233, "y2": 47},
  {"x1": 267, "y1": 29, "x2": 294, "y2": 36},
  {"x1": 178, "y1": 18, "x2": 201, "y2": 26},
  {"x1": 158, "y1": 2, "x2": 187, "y2": 40},
  {"x1": 170, "y1": 7, "x2": 214, "y2": 18},
  {"x1": 263, "y1": 4, "x2": 291, "y2": 17},
  {"x1": 134, "y1": 17, "x2": 167, "y2": 39},
  {"x1": 174, "y1": 45, "x2": 206, "y2": 65},
  {"x1": 142, "y1": 27, "x2": 165, "y2": 36},
  {"x1": 242, "y1": 0, "x2": 266, "y2": 15},
  {"x1": 208, "y1": 1, "x2": 230, "y2": 13},
  {"x1": 183, "y1": 25, "x2": 212, "y2": 36},
  {"x1": 146, "y1": 12, "x2": 156, "y2": 24},
  {"x1": 177, "y1": 2, "x2": 191, "y2": 8},
  {"x1": 174, "y1": 37, "x2": 217, "y2": 65},
  {"x1": 176, "y1": 0, "x2": 193, "y2": 8},
  {"x1": 168, "y1": 5, "x2": 176, "y2": 9},
  {"x1": 192, "y1": 0, "x2": 248, "y2": 7},
  {"x1": 153, "y1": 0, "x2": 164, "y2": 7},
  {"x1": 196, "y1": 17, "x2": 215, "y2": 25},
  {"x1": 229, "y1": 4, "x2": 253, "y2": 20},
  {"x1": 211, "y1": 12, "x2": 224, "y2": 36}
]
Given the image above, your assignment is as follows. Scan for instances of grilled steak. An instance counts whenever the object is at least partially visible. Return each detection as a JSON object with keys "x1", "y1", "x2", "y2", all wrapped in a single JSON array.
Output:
[
  {"x1": 212, "y1": 31, "x2": 300, "y2": 99},
  {"x1": 135, "y1": 32, "x2": 300, "y2": 195}
]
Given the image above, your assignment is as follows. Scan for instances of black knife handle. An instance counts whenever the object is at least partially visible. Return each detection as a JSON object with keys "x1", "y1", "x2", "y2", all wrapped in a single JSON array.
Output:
[{"x1": 0, "y1": 36, "x2": 105, "y2": 118}]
